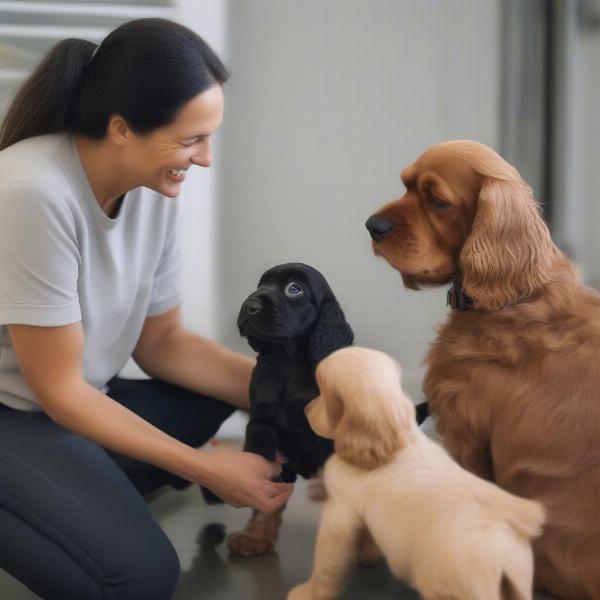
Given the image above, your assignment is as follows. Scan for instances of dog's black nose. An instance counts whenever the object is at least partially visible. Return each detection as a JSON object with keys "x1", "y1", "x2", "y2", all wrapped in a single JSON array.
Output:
[
  {"x1": 365, "y1": 215, "x2": 394, "y2": 241},
  {"x1": 244, "y1": 297, "x2": 263, "y2": 315}
]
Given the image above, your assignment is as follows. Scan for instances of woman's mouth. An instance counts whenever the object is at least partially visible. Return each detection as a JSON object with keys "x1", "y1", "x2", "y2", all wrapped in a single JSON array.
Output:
[{"x1": 167, "y1": 168, "x2": 187, "y2": 182}]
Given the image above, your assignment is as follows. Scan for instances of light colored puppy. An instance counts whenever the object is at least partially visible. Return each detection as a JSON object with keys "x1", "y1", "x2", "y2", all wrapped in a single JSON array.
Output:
[{"x1": 288, "y1": 347, "x2": 545, "y2": 600}]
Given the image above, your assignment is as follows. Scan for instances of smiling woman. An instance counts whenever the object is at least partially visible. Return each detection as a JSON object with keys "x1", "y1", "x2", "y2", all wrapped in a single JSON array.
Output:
[
  {"x1": 74, "y1": 83, "x2": 224, "y2": 213},
  {"x1": 0, "y1": 17, "x2": 293, "y2": 600}
]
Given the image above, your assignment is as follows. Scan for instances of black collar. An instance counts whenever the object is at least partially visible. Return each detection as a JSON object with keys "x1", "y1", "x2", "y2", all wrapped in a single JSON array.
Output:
[{"x1": 446, "y1": 282, "x2": 474, "y2": 311}]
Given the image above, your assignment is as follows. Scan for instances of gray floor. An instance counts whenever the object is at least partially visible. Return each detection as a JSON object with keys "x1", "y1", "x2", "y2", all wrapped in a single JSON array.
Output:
[{"x1": 0, "y1": 475, "x2": 558, "y2": 600}]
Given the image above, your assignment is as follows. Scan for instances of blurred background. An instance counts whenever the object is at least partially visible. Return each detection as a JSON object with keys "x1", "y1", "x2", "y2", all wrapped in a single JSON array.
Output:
[{"x1": 1, "y1": 0, "x2": 599, "y2": 409}]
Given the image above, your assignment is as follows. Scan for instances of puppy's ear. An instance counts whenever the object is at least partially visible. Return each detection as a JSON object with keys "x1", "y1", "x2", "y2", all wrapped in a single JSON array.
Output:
[
  {"x1": 306, "y1": 391, "x2": 342, "y2": 439},
  {"x1": 333, "y1": 376, "x2": 415, "y2": 470},
  {"x1": 460, "y1": 177, "x2": 559, "y2": 310},
  {"x1": 308, "y1": 298, "x2": 354, "y2": 366}
]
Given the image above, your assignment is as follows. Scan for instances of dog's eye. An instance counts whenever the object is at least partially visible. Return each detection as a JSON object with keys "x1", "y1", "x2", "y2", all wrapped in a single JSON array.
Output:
[
  {"x1": 429, "y1": 196, "x2": 451, "y2": 209},
  {"x1": 285, "y1": 282, "x2": 304, "y2": 298}
]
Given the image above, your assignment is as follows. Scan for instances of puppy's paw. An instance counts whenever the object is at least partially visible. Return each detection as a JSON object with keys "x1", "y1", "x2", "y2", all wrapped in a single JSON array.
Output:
[
  {"x1": 226, "y1": 529, "x2": 275, "y2": 557},
  {"x1": 287, "y1": 582, "x2": 313, "y2": 600}
]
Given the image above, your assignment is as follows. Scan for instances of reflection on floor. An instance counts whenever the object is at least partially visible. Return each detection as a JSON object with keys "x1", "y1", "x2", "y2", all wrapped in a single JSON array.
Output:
[{"x1": 0, "y1": 474, "x2": 560, "y2": 600}]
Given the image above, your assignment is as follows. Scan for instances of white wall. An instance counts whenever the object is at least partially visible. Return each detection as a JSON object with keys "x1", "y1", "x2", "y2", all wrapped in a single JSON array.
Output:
[
  {"x1": 552, "y1": 2, "x2": 600, "y2": 287},
  {"x1": 216, "y1": 0, "x2": 500, "y2": 400}
]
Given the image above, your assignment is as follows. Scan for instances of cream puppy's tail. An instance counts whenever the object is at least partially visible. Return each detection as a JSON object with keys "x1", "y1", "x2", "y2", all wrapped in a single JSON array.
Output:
[
  {"x1": 490, "y1": 489, "x2": 546, "y2": 600},
  {"x1": 492, "y1": 487, "x2": 546, "y2": 540}
]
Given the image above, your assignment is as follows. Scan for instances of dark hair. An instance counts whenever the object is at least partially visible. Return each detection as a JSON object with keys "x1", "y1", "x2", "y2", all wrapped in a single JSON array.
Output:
[{"x1": 0, "y1": 18, "x2": 229, "y2": 151}]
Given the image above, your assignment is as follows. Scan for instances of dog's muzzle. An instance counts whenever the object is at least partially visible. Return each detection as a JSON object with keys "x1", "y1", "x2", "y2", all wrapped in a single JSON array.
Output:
[
  {"x1": 243, "y1": 295, "x2": 263, "y2": 315},
  {"x1": 365, "y1": 215, "x2": 394, "y2": 242}
]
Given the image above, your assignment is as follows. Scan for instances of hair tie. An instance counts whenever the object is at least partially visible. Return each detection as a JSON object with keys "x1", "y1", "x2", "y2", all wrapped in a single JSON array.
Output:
[{"x1": 87, "y1": 44, "x2": 99, "y2": 66}]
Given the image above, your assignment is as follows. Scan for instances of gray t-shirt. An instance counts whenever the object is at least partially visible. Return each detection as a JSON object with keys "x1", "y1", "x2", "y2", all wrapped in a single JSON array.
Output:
[{"x1": 0, "y1": 133, "x2": 183, "y2": 411}]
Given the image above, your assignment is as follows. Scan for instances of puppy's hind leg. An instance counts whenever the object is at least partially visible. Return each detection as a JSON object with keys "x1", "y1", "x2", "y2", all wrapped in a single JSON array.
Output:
[{"x1": 227, "y1": 506, "x2": 285, "y2": 557}]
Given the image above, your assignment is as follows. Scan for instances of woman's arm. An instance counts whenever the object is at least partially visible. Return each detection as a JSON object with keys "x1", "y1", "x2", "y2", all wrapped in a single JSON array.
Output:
[
  {"x1": 8, "y1": 322, "x2": 292, "y2": 512},
  {"x1": 132, "y1": 306, "x2": 254, "y2": 410}
]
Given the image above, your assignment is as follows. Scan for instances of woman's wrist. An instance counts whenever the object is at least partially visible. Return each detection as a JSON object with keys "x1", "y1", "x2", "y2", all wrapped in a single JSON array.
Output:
[{"x1": 160, "y1": 439, "x2": 212, "y2": 484}]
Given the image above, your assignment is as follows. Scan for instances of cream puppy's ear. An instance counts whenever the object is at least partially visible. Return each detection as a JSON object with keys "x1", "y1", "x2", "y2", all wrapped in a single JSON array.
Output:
[
  {"x1": 316, "y1": 348, "x2": 415, "y2": 470},
  {"x1": 306, "y1": 363, "x2": 347, "y2": 439},
  {"x1": 305, "y1": 393, "x2": 338, "y2": 439}
]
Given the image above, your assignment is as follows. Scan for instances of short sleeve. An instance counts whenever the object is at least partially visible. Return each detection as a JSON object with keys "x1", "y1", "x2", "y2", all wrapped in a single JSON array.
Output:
[
  {"x1": 0, "y1": 183, "x2": 82, "y2": 326},
  {"x1": 147, "y1": 199, "x2": 183, "y2": 317}
]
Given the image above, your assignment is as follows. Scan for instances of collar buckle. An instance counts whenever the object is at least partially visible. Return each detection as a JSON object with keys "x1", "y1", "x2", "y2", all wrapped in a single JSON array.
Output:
[{"x1": 447, "y1": 286, "x2": 474, "y2": 311}]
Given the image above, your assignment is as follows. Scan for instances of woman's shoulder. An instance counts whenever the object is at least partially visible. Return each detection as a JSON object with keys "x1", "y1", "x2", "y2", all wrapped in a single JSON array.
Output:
[
  {"x1": 0, "y1": 133, "x2": 71, "y2": 191},
  {"x1": 0, "y1": 131, "x2": 66, "y2": 159},
  {"x1": 0, "y1": 134, "x2": 76, "y2": 208}
]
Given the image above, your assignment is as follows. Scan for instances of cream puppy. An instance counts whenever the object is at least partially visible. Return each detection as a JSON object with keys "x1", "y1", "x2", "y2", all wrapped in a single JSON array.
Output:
[{"x1": 288, "y1": 347, "x2": 545, "y2": 600}]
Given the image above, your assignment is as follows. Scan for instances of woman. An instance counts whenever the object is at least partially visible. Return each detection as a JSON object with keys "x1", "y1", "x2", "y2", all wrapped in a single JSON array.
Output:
[{"x1": 0, "y1": 18, "x2": 293, "y2": 599}]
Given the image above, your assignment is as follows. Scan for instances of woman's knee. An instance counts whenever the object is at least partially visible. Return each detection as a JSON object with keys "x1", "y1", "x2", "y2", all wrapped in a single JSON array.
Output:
[{"x1": 109, "y1": 533, "x2": 180, "y2": 600}]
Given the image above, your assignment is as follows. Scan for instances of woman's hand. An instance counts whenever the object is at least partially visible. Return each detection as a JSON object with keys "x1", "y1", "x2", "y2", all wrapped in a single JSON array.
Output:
[{"x1": 199, "y1": 449, "x2": 294, "y2": 512}]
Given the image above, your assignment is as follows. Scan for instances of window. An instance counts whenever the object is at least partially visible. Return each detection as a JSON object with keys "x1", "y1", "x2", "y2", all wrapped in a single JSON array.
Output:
[{"x1": 0, "y1": 0, "x2": 175, "y2": 117}]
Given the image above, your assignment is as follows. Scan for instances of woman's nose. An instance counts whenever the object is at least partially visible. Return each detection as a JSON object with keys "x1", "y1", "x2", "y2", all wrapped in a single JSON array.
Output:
[
  {"x1": 190, "y1": 152, "x2": 211, "y2": 167},
  {"x1": 190, "y1": 141, "x2": 212, "y2": 167}
]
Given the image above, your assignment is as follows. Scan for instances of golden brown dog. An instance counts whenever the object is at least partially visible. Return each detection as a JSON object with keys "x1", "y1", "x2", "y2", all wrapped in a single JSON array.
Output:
[
  {"x1": 289, "y1": 347, "x2": 544, "y2": 600},
  {"x1": 365, "y1": 140, "x2": 600, "y2": 600}
]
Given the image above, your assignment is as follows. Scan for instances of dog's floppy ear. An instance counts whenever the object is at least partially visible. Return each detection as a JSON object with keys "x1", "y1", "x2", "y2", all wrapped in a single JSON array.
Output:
[
  {"x1": 331, "y1": 371, "x2": 415, "y2": 470},
  {"x1": 308, "y1": 298, "x2": 354, "y2": 366},
  {"x1": 305, "y1": 390, "x2": 341, "y2": 440},
  {"x1": 460, "y1": 177, "x2": 559, "y2": 310}
]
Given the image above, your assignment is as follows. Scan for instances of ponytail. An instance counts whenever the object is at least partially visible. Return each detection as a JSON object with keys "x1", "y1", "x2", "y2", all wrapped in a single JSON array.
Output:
[
  {"x1": 0, "y1": 39, "x2": 96, "y2": 151},
  {"x1": 0, "y1": 19, "x2": 229, "y2": 152}
]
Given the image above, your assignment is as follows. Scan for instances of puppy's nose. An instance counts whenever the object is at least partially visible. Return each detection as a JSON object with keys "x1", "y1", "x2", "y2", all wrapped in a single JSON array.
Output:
[
  {"x1": 365, "y1": 215, "x2": 394, "y2": 241},
  {"x1": 244, "y1": 297, "x2": 263, "y2": 315}
]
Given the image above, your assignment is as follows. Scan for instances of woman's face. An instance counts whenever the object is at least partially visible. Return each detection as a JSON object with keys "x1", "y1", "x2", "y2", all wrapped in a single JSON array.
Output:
[{"x1": 124, "y1": 84, "x2": 224, "y2": 197}]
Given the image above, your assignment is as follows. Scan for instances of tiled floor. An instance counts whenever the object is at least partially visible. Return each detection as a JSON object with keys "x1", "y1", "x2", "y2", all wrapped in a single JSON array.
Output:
[{"x1": 0, "y1": 475, "x2": 558, "y2": 600}]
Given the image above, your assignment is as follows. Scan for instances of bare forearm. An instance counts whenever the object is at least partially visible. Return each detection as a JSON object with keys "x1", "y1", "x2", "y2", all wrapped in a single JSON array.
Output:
[
  {"x1": 46, "y1": 381, "x2": 210, "y2": 482},
  {"x1": 135, "y1": 330, "x2": 254, "y2": 410},
  {"x1": 7, "y1": 321, "x2": 290, "y2": 511}
]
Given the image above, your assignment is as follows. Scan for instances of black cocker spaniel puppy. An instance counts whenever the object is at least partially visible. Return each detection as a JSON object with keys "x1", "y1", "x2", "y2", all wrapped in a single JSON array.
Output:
[
  {"x1": 239, "y1": 262, "x2": 354, "y2": 479},
  {"x1": 227, "y1": 262, "x2": 354, "y2": 556}
]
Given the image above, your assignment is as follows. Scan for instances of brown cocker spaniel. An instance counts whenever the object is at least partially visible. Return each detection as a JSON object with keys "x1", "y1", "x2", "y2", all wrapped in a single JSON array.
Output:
[{"x1": 366, "y1": 140, "x2": 600, "y2": 600}]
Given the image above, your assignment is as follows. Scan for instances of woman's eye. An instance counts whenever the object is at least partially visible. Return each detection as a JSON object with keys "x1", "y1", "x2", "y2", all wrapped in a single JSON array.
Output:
[
  {"x1": 285, "y1": 282, "x2": 303, "y2": 298},
  {"x1": 183, "y1": 137, "x2": 206, "y2": 148}
]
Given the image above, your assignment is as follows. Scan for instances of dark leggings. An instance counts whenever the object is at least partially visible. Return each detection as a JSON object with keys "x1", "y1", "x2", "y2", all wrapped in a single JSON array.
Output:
[{"x1": 0, "y1": 377, "x2": 237, "y2": 600}]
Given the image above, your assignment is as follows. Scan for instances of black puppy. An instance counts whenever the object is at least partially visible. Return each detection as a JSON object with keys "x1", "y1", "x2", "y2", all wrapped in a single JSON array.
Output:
[
  {"x1": 239, "y1": 262, "x2": 354, "y2": 481},
  {"x1": 227, "y1": 262, "x2": 354, "y2": 556}
]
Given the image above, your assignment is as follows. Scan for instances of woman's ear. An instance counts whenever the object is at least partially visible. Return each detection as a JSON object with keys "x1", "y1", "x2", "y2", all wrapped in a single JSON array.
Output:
[
  {"x1": 307, "y1": 298, "x2": 354, "y2": 366},
  {"x1": 460, "y1": 177, "x2": 559, "y2": 310},
  {"x1": 334, "y1": 377, "x2": 415, "y2": 471}
]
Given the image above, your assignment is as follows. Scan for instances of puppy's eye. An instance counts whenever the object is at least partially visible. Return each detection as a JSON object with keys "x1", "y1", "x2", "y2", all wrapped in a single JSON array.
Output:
[
  {"x1": 429, "y1": 196, "x2": 451, "y2": 209},
  {"x1": 285, "y1": 282, "x2": 303, "y2": 298}
]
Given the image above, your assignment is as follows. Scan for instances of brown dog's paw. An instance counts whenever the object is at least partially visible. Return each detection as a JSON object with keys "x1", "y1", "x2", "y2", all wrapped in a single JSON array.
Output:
[{"x1": 226, "y1": 529, "x2": 275, "y2": 557}]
